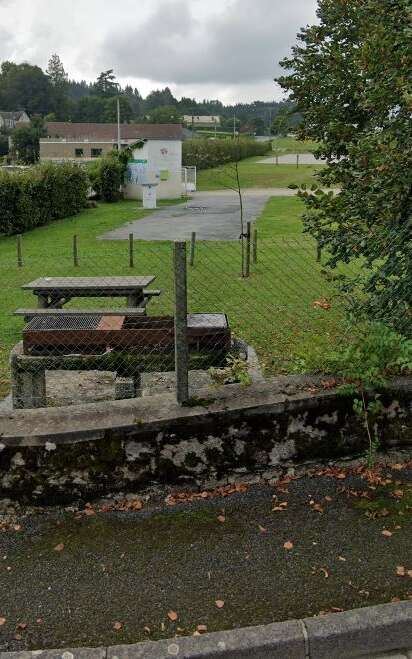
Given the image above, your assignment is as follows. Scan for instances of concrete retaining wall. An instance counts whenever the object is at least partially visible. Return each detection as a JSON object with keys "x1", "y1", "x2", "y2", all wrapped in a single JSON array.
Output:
[{"x1": 1, "y1": 377, "x2": 412, "y2": 501}]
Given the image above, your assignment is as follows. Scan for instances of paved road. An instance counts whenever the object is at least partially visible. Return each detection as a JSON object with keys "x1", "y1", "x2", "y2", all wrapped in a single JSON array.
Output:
[
  {"x1": 1, "y1": 469, "x2": 412, "y2": 653},
  {"x1": 99, "y1": 188, "x2": 298, "y2": 242},
  {"x1": 258, "y1": 152, "x2": 326, "y2": 165}
]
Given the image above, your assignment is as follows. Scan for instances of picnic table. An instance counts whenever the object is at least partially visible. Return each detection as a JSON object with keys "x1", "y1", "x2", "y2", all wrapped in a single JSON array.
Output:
[{"x1": 21, "y1": 276, "x2": 157, "y2": 309}]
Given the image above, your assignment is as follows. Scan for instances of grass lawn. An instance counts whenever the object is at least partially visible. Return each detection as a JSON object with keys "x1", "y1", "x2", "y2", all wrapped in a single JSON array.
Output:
[
  {"x1": 271, "y1": 136, "x2": 319, "y2": 154},
  {"x1": 0, "y1": 194, "x2": 346, "y2": 399},
  {"x1": 197, "y1": 156, "x2": 322, "y2": 191}
]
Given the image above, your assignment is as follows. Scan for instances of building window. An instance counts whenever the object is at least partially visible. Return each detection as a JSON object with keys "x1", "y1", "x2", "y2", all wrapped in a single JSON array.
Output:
[
  {"x1": 91, "y1": 148, "x2": 103, "y2": 158},
  {"x1": 75, "y1": 148, "x2": 84, "y2": 158}
]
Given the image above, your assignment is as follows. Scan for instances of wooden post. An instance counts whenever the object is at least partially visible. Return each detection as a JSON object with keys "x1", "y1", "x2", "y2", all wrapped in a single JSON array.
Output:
[
  {"x1": 17, "y1": 234, "x2": 23, "y2": 268},
  {"x1": 245, "y1": 222, "x2": 251, "y2": 277},
  {"x1": 73, "y1": 235, "x2": 79, "y2": 267},
  {"x1": 252, "y1": 226, "x2": 258, "y2": 264},
  {"x1": 275, "y1": 154, "x2": 279, "y2": 166},
  {"x1": 296, "y1": 154, "x2": 300, "y2": 169},
  {"x1": 189, "y1": 232, "x2": 196, "y2": 266},
  {"x1": 174, "y1": 241, "x2": 189, "y2": 405},
  {"x1": 129, "y1": 233, "x2": 134, "y2": 268}
]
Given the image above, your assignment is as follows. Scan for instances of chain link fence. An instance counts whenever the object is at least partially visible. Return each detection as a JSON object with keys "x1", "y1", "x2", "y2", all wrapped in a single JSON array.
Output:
[{"x1": 0, "y1": 228, "x2": 368, "y2": 410}]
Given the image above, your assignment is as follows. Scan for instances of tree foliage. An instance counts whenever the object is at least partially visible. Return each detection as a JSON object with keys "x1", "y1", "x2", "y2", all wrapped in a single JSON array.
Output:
[{"x1": 278, "y1": 0, "x2": 412, "y2": 331}]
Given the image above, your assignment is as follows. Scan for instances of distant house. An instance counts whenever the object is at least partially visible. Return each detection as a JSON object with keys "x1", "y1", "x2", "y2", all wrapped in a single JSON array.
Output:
[
  {"x1": 40, "y1": 122, "x2": 184, "y2": 199},
  {"x1": 183, "y1": 115, "x2": 221, "y2": 128},
  {"x1": 0, "y1": 111, "x2": 30, "y2": 131}
]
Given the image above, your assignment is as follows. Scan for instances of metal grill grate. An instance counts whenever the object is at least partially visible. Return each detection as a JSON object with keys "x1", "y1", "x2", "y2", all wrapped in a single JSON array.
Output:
[{"x1": 24, "y1": 315, "x2": 103, "y2": 331}]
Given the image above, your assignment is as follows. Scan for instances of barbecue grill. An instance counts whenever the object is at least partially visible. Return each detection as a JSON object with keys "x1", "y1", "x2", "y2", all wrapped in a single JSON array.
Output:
[{"x1": 22, "y1": 313, "x2": 231, "y2": 357}]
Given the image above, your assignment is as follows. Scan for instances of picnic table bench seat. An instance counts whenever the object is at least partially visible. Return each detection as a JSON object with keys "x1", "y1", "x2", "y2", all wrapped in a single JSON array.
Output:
[{"x1": 14, "y1": 308, "x2": 147, "y2": 321}]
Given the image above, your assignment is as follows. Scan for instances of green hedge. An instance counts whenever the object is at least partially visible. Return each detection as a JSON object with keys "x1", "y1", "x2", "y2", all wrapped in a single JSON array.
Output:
[
  {"x1": 182, "y1": 138, "x2": 271, "y2": 170},
  {"x1": 0, "y1": 162, "x2": 88, "y2": 235},
  {"x1": 88, "y1": 154, "x2": 123, "y2": 202}
]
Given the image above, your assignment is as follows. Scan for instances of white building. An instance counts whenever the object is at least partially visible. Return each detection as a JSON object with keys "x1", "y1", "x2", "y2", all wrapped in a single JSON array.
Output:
[
  {"x1": 0, "y1": 111, "x2": 30, "y2": 131},
  {"x1": 183, "y1": 115, "x2": 221, "y2": 128},
  {"x1": 41, "y1": 122, "x2": 184, "y2": 200}
]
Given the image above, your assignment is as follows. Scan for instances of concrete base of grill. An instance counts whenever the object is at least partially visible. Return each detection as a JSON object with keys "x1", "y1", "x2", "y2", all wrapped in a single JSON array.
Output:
[{"x1": 9, "y1": 341, "x2": 261, "y2": 410}]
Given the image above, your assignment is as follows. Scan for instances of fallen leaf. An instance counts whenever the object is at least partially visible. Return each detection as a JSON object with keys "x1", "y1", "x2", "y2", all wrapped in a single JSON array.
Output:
[
  {"x1": 0, "y1": 618, "x2": 6, "y2": 626},
  {"x1": 313, "y1": 298, "x2": 331, "y2": 310},
  {"x1": 338, "y1": 556, "x2": 346, "y2": 562},
  {"x1": 14, "y1": 634, "x2": 22, "y2": 641},
  {"x1": 393, "y1": 489, "x2": 404, "y2": 498},
  {"x1": 13, "y1": 525, "x2": 21, "y2": 532},
  {"x1": 283, "y1": 541, "x2": 294, "y2": 550},
  {"x1": 36, "y1": 619, "x2": 43, "y2": 625},
  {"x1": 217, "y1": 515, "x2": 226, "y2": 524},
  {"x1": 382, "y1": 530, "x2": 393, "y2": 537},
  {"x1": 144, "y1": 626, "x2": 151, "y2": 634},
  {"x1": 325, "y1": 496, "x2": 333, "y2": 502},
  {"x1": 197, "y1": 624, "x2": 208, "y2": 633},
  {"x1": 258, "y1": 525, "x2": 268, "y2": 534},
  {"x1": 391, "y1": 464, "x2": 404, "y2": 471},
  {"x1": 113, "y1": 622, "x2": 123, "y2": 631},
  {"x1": 215, "y1": 600, "x2": 225, "y2": 609},
  {"x1": 397, "y1": 566, "x2": 406, "y2": 576},
  {"x1": 84, "y1": 508, "x2": 96, "y2": 517},
  {"x1": 319, "y1": 567, "x2": 329, "y2": 578},
  {"x1": 408, "y1": 571, "x2": 412, "y2": 578},
  {"x1": 313, "y1": 504, "x2": 324, "y2": 513},
  {"x1": 168, "y1": 611, "x2": 178, "y2": 622},
  {"x1": 16, "y1": 623, "x2": 27, "y2": 630},
  {"x1": 54, "y1": 543, "x2": 64, "y2": 552},
  {"x1": 272, "y1": 506, "x2": 286, "y2": 512}
]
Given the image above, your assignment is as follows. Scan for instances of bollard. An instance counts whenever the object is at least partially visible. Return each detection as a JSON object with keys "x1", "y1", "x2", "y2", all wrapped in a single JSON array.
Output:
[
  {"x1": 17, "y1": 234, "x2": 23, "y2": 268},
  {"x1": 190, "y1": 232, "x2": 196, "y2": 266},
  {"x1": 73, "y1": 235, "x2": 79, "y2": 267},
  {"x1": 129, "y1": 233, "x2": 134, "y2": 268}
]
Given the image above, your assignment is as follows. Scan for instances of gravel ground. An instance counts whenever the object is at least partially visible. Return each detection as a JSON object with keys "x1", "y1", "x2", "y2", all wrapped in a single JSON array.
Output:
[{"x1": 1, "y1": 458, "x2": 412, "y2": 652}]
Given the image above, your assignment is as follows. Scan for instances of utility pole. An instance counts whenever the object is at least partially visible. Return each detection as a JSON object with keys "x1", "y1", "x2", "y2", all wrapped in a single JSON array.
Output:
[{"x1": 117, "y1": 97, "x2": 121, "y2": 151}]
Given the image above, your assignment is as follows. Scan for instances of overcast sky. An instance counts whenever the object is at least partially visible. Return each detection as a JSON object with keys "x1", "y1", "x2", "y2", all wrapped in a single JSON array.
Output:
[{"x1": 0, "y1": 0, "x2": 318, "y2": 103}]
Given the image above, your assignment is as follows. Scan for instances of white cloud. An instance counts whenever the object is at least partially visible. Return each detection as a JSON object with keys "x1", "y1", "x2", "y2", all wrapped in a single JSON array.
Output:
[{"x1": 0, "y1": 0, "x2": 318, "y2": 102}]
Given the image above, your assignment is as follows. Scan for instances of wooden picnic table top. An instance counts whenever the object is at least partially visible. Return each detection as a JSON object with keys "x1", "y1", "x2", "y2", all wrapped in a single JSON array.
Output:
[{"x1": 22, "y1": 276, "x2": 156, "y2": 292}]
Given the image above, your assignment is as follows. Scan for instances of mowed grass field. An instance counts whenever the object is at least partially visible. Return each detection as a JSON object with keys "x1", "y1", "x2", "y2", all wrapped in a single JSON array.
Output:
[
  {"x1": 271, "y1": 136, "x2": 319, "y2": 154},
  {"x1": 0, "y1": 190, "x2": 347, "y2": 398},
  {"x1": 197, "y1": 156, "x2": 323, "y2": 191}
]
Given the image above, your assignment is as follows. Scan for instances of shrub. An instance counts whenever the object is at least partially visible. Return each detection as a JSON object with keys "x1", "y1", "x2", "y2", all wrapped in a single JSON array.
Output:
[
  {"x1": 87, "y1": 153, "x2": 123, "y2": 202},
  {"x1": 0, "y1": 161, "x2": 88, "y2": 236},
  {"x1": 182, "y1": 137, "x2": 271, "y2": 171}
]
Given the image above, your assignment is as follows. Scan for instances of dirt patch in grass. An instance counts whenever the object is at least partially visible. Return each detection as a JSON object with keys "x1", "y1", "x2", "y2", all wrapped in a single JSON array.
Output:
[{"x1": 1, "y1": 460, "x2": 412, "y2": 651}]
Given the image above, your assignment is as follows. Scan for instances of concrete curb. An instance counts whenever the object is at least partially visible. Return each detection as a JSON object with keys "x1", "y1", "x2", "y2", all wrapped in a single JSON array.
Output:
[{"x1": 1, "y1": 601, "x2": 412, "y2": 659}]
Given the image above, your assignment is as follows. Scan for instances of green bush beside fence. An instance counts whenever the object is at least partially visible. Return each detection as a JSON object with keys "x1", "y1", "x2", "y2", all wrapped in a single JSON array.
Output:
[
  {"x1": 0, "y1": 162, "x2": 88, "y2": 236},
  {"x1": 183, "y1": 138, "x2": 271, "y2": 171}
]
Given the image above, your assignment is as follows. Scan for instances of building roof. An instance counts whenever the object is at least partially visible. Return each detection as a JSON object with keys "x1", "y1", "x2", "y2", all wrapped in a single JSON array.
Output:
[
  {"x1": 0, "y1": 111, "x2": 29, "y2": 121},
  {"x1": 45, "y1": 122, "x2": 184, "y2": 141}
]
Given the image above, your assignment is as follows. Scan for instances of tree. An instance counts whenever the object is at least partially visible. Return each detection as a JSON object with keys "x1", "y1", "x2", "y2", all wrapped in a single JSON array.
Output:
[
  {"x1": 148, "y1": 105, "x2": 182, "y2": 124},
  {"x1": 277, "y1": 0, "x2": 412, "y2": 332},
  {"x1": 46, "y1": 54, "x2": 69, "y2": 120},
  {"x1": 93, "y1": 69, "x2": 119, "y2": 98},
  {"x1": 0, "y1": 132, "x2": 9, "y2": 157},
  {"x1": 11, "y1": 116, "x2": 46, "y2": 163},
  {"x1": 12, "y1": 126, "x2": 40, "y2": 163},
  {"x1": 271, "y1": 108, "x2": 290, "y2": 136},
  {"x1": 144, "y1": 87, "x2": 177, "y2": 111},
  {"x1": 74, "y1": 95, "x2": 106, "y2": 123},
  {"x1": 104, "y1": 96, "x2": 133, "y2": 123},
  {"x1": 0, "y1": 62, "x2": 53, "y2": 114}
]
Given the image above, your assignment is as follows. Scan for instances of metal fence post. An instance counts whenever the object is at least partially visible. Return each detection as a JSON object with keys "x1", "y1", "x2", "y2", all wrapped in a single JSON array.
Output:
[
  {"x1": 252, "y1": 226, "x2": 258, "y2": 264},
  {"x1": 129, "y1": 233, "x2": 134, "y2": 268},
  {"x1": 245, "y1": 222, "x2": 251, "y2": 277},
  {"x1": 190, "y1": 232, "x2": 196, "y2": 266},
  {"x1": 17, "y1": 235, "x2": 23, "y2": 268},
  {"x1": 73, "y1": 235, "x2": 79, "y2": 267},
  {"x1": 174, "y1": 241, "x2": 189, "y2": 405}
]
